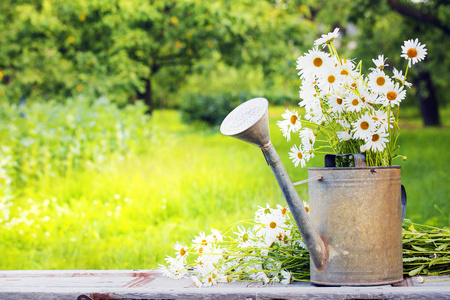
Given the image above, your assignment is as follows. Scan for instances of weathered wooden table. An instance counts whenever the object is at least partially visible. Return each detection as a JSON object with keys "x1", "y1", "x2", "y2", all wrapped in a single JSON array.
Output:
[{"x1": 0, "y1": 270, "x2": 449, "y2": 300}]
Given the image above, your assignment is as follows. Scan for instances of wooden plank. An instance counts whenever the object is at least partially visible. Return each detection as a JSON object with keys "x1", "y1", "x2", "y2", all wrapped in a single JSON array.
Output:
[{"x1": 0, "y1": 270, "x2": 449, "y2": 300}]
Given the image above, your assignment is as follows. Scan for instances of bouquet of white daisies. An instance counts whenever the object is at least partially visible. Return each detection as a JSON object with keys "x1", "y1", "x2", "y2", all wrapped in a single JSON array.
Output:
[{"x1": 278, "y1": 28, "x2": 427, "y2": 167}]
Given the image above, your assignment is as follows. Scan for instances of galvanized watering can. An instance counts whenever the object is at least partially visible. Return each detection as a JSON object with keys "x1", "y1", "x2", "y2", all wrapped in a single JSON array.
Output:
[{"x1": 220, "y1": 98, "x2": 405, "y2": 286}]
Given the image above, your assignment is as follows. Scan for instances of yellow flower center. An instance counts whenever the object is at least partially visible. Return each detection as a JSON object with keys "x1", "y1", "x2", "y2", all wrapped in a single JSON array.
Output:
[
  {"x1": 341, "y1": 70, "x2": 349, "y2": 76},
  {"x1": 297, "y1": 152, "x2": 303, "y2": 159},
  {"x1": 304, "y1": 206, "x2": 309, "y2": 213},
  {"x1": 180, "y1": 248, "x2": 186, "y2": 256},
  {"x1": 174, "y1": 41, "x2": 182, "y2": 48},
  {"x1": 407, "y1": 48, "x2": 418, "y2": 58},
  {"x1": 313, "y1": 57, "x2": 323, "y2": 67},
  {"x1": 337, "y1": 98, "x2": 343, "y2": 105},
  {"x1": 372, "y1": 117, "x2": 379, "y2": 121},
  {"x1": 376, "y1": 77, "x2": 385, "y2": 86},
  {"x1": 372, "y1": 134, "x2": 380, "y2": 142},
  {"x1": 208, "y1": 277, "x2": 212, "y2": 283},
  {"x1": 201, "y1": 239, "x2": 207, "y2": 246},
  {"x1": 387, "y1": 91, "x2": 397, "y2": 101},
  {"x1": 290, "y1": 115, "x2": 298, "y2": 125},
  {"x1": 269, "y1": 221, "x2": 277, "y2": 229},
  {"x1": 328, "y1": 75, "x2": 336, "y2": 83},
  {"x1": 360, "y1": 121, "x2": 369, "y2": 130},
  {"x1": 281, "y1": 207, "x2": 287, "y2": 215},
  {"x1": 352, "y1": 99, "x2": 359, "y2": 106}
]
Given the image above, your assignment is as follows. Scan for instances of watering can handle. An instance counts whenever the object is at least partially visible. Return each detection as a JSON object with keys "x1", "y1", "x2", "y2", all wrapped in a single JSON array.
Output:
[{"x1": 401, "y1": 184, "x2": 407, "y2": 223}]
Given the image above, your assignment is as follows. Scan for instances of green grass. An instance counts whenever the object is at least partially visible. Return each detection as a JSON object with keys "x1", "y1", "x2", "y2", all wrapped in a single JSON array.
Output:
[{"x1": 1, "y1": 106, "x2": 449, "y2": 270}]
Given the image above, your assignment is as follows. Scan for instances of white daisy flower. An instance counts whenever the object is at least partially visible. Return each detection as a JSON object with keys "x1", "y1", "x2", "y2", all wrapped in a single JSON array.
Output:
[
  {"x1": 338, "y1": 59, "x2": 359, "y2": 85},
  {"x1": 367, "y1": 69, "x2": 393, "y2": 94},
  {"x1": 328, "y1": 95, "x2": 345, "y2": 114},
  {"x1": 370, "y1": 110, "x2": 392, "y2": 132},
  {"x1": 303, "y1": 200, "x2": 310, "y2": 214},
  {"x1": 299, "y1": 128, "x2": 316, "y2": 152},
  {"x1": 191, "y1": 276, "x2": 203, "y2": 288},
  {"x1": 318, "y1": 65, "x2": 344, "y2": 92},
  {"x1": 210, "y1": 228, "x2": 223, "y2": 242},
  {"x1": 370, "y1": 55, "x2": 389, "y2": 70},
  {"x1": 288, "y1": 144, "x2": 310, "y2": 168},
  {"x1": 336, "y1": 130, "x2": 352, "y2": 142},
  {"x1": 352, "y1": 115, "x2": 376, "y2": 140},
  {"x1": 314, "y1": 27, "x2": 340, "y2": 48},
  {"x1": 277, "y1": 121, "x2": 291, "y2": 142},
  {"x1": 364, "y1": 131, "x2": 389, "y2": 152},
  {"x1": 281, "y1": 109, "x2": 302, "y2": 132},
  {"x1": 380, "y1": 83, "x2": 406, "y2": 107},
  {"x1": 296, "y1": 48, "x2": 333, "y2": 79},
  {"x1": 401, "y1": 38, "x2": 427, "y2": 67},
  {"x1": 392, "y1": 67, "x2": 413, "y2": 88},
  {"x1": 277, "y1": 109, "x2": 302, "y2": 142},
  {"x1": 280, "y1": 270, "x2": 292, "y2": 285},
  {"x1": 174, "y1": 242, "x2": 189, "y2": 260},
  {"x1": 344, "y1": 94, "x2": 364, "y2": 112}
]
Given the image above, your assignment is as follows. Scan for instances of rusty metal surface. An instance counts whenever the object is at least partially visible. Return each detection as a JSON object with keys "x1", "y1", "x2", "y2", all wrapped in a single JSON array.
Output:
[{"x1": 308, "y1": 166, "x2": 403, "y2": 286}]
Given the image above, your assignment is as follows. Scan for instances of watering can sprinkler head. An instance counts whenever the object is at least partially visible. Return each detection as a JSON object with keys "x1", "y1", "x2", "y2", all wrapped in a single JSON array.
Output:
[
  {"x1": 220, "y1": 97, "x2": 270, "y2": 148},
  {"x1": 220, "y1": 98, "x2": 328, "y2": 271}
]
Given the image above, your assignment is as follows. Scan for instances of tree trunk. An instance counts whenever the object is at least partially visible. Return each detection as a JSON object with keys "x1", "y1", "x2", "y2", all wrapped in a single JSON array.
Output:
[
  {"x1": 414, "y1": 70, "x2": 440, "y2": 127},
  {"x1": 138, "y1": 78, "x2": 153, "y2": 115}
]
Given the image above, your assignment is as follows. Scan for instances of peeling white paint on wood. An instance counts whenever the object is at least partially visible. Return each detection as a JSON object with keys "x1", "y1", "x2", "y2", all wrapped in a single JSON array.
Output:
[{"x1": 0, "y1": 270, "x2": 449, "y2": 300}]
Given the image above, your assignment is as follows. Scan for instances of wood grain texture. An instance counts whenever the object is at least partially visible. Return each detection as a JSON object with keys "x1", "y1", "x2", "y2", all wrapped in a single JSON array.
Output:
[{"x1": 0, "y1": 270, "x2": 448, "y2": 300}]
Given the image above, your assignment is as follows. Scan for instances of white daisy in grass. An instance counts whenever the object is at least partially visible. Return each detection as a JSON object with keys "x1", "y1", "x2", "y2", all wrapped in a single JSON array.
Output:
[
  {"x1": 288, "y1": 144, "x2": 310, "y2": 168},
  {"x1": 380, "y1": 83, "x2": 406, "y2": 107},
  {"x1": 344, "y1": 94, "x2": 364, "y2": 112},
  {"x1": 368, "y1": 69, "x2": 393, "y2": 94},
  {"x1": 296, "y1": 48, "x2": 333, "y2": 79},
  {"x1": 370, "y1": 54, "x2": 389, "y2": 70},
  {"x1": 336, "y1": 130, "x2": 352, "y2": 142},
  {"x1": 328, "y1": 95, "x2": 345, "y2": 114},
  {"x1": 174, "y1": 242, "x2": 189, "y2": 260},
  {"x1": 299, "y1": 128, "x2": 316, "y2": 152},
  {"x1": 401, "y1": 38, "x2": 427, "y2": 67},
  {"x1": 352, "y1": 114, "x2": 376, "y2": 140},
  {"x1": 364, "y1": 131, "x2": 389, "y2": 152},
  {"x1": 314, "y1": 27, "x2": 340, "y2": 48},
  {"x1": 392, "y1": 67, "x2": 413, "y2": 88}
]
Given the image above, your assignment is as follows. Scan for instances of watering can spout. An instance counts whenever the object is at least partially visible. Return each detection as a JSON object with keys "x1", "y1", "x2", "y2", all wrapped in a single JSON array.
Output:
[{"x1": 220, "y1": 98, "x2": 328, "y2": 271}]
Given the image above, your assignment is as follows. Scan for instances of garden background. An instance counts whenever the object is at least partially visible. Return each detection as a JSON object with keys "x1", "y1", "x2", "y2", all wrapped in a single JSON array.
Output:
[{"x1": 0, "y1": 0, "x2": 449, "y2": 270}]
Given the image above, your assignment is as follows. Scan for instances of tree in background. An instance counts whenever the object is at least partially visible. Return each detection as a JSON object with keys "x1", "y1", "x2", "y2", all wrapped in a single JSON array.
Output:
[
  {"x1": 0, "y1": 0, "x2": 314, "y2": 113},
  {"x1": 300, "y1": 0, "x2": 448, "y2": 126}
]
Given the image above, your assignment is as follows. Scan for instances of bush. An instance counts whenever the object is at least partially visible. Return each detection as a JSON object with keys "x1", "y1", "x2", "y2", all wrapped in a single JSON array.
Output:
[
  {"x1": 179, "y1": 93, "x2": 247, "y2": 127},
  {"x1": 179, "y1": 92, "x2": 297, "y2": 127}
]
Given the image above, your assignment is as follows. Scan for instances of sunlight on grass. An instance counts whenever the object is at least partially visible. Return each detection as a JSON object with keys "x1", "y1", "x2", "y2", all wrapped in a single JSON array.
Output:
[{"x1": 1, "y1": 106, "x2": 448, "y2": 270}]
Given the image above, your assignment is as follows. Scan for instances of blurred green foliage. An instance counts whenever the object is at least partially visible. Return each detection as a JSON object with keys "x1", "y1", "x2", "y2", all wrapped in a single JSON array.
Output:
[
  {"x1": 0, "y1": 0, "x2": 316, "y2": 111},
  {"x1": 0, "y1": 97, "x2": 150, "y2": 221}
]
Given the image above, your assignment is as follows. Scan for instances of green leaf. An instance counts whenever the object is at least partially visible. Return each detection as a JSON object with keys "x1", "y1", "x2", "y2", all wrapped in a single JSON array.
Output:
[{"x1": 408, "y1": 265, "x2": 425, "y2": 276}]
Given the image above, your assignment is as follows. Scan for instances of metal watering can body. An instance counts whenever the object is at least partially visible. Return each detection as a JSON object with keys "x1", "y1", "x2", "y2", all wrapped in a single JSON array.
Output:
[
  {"x1": 308, "y1": 166, "x2": 403, "y2": 285},
  {"x1": 220, "y1": 98, "x2": 404, "y2": 286}
]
